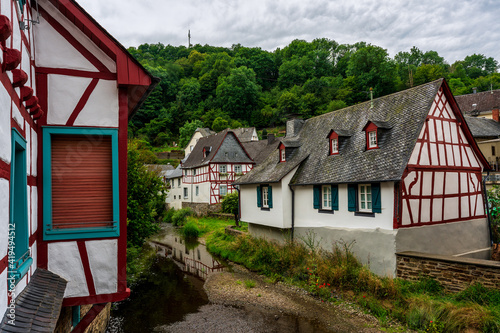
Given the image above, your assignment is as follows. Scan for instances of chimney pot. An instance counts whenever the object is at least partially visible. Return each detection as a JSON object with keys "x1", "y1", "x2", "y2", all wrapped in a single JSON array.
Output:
[{"x1": 492, "y1": 108, "x2": 499, "y2": 122}]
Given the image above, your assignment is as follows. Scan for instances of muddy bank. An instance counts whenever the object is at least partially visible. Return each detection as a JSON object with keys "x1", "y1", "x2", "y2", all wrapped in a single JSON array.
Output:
[{"x1": 157, "y1": 263, "x2": 411, "y2": 332}]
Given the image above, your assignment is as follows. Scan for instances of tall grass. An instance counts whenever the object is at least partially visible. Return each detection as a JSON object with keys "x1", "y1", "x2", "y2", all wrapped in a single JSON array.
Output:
[{"x1": 206, "y1": 230, "x2": 500, "y2": 332}]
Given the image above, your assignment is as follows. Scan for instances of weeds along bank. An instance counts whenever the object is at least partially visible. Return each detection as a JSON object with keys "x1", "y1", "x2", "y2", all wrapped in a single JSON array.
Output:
[{"x1": 206, "y1": 231, "x2": 500, "y2": 333}]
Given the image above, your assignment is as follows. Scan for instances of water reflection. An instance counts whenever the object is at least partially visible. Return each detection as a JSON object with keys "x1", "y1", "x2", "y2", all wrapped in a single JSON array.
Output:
[{"x1": 151, "y1": 231, "x2": 225, "y2": 280}]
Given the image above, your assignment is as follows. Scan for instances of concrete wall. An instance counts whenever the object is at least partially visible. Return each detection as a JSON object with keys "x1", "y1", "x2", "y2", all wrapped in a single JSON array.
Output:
[{"x1": 397, "y1": 252, "x2": 500, "y2": 292}]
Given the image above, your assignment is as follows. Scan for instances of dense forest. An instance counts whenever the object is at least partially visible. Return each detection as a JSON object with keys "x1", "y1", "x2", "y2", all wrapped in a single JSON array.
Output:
[{"x1": 127, "y1": 39, "x2": 499, "y2": 147}]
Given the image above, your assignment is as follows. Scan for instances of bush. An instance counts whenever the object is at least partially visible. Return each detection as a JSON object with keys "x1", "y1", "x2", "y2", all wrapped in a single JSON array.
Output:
[
  {"x1": 163, "y1": 208, "x2": 176, "y2": 224},
  {"x1": 487, "y1": 185, "x2": 500, "y2": 243},
  {"x1": 172, "y1": 208, "x2": 194, "y2": 226},
  {"x1": 221, "y1": 192, "x2": 239, "y2": 226},
  {"x1": 180, "y1": 221, "x2": 200, "y2": 239}
]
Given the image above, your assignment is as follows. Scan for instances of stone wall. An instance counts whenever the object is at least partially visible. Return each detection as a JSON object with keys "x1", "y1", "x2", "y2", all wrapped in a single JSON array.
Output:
[
  {"x1": 156, "y1": 151, "x2": 184, "y2": 160},
  {"x1": 396, "y1": 251, "x2": 500, "y2": 292},
  {"x1": 182, "y1": 202, "x2": 221, "y2": 216}
]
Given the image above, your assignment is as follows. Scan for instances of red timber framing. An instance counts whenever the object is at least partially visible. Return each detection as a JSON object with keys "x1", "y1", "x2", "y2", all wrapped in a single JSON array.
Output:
[
  {"x1": 208, "y1": 163, "x2": 254, "y2": 204},
  {"x1": 396, "y1": 83, "x2": 490, "y2": 229}
]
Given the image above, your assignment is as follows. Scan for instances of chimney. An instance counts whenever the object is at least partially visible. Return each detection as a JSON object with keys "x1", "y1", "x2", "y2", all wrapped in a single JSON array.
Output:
[
  {"x1": 493, "y1": 108, "x2": 500, "y2": 122},
  {"x1": 473, "y1": 87, "x2": 477, "y2": 94},
  {"x1": 267, "y1": 133, "x2": 275, "y2": 144},
  {"x1": 286, "y1": 119, "x2": 304, "y2": 138}
]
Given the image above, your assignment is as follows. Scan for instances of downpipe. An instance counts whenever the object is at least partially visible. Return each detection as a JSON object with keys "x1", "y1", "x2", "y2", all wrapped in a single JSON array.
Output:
[
  {"x1": 289, "y1": 184, "x2": 295, "y2": 241},
  {"x1": 483, "y1": 171, "x2": 494, "y2": 246}
]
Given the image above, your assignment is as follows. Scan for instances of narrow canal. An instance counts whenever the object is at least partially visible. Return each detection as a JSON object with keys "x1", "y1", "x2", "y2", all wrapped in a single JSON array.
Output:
[{"x1": 107, "y1": 226, "x2": 332, "y2": 332}]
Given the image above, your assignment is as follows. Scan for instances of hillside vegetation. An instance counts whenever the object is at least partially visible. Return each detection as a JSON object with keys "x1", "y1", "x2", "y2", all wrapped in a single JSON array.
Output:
[{"x1": 128, "y1": 39, "x2": 499, "y2": 147}]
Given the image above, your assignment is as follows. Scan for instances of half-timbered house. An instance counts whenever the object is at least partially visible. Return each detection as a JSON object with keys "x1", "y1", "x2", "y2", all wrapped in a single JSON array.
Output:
[
  {"x1": 0, "y1": 0, "x2": 156, "y2": 331},
  {"x1": 181, "y1": 129, "x2": 255, "y2": 207},
  {"x1": 235, "y1": 79, "x2": 492, "y2": 276}
]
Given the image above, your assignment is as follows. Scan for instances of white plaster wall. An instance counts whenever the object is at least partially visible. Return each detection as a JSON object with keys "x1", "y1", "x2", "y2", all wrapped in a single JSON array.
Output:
[
  {"x1": 86, "y1": 240, "x2": 117, "y2": 295},
  {"x1": 166, "y1": 177, "x2": 184, "y2": 210},
  {"x1": 240, "y1": 182, "x2": 286, "y2": 228},
  {"x1": 74, "y1": 79, "x2": 119, "y2": 127},
  {"x1": 48, "y1": 242, "x2": 89, "y2": 297},
  {"x1": 12, "y1": 105, "x2": 23, "y2": 130},
  {"x1": 0, "y1": 81, "x2": 10, "y2": 163},
  {"x1": 0, "y1": 179, "x2": 9, "y2": 260},
  {"x1": 294, "y1": 182, "x2": 395, "y2": 230},
  {"x1": 25, "y1": 127, "x2": 30, "y2": 175},
  {"x1": 47, "y1": 75, "x2": 92, "y2": 125},
  {"x1": 185, "y1": 131, "x2": 204, "y2": 156},
  {"x1": 35, "y1": 0, "x2": 116, "y2": 72},
  {"x1": 31, "y1": 127, "x2": 37, "y2": 176},
  {"x1": 31, "y1": 186, "x2": 37, "y2": 234},
  {"x1": 0, "y1": 270, "x2": 6, "y2": 321},
  {"x1": 192, "y1": 182, "x2": 210, "y2": 204}
]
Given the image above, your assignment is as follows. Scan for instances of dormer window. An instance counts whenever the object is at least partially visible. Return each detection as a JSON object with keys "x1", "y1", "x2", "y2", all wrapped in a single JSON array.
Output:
[
  {"x1": 368, "y1": 131, "x2": 377, "y2": 148},
  {"x1": 327, "y1": 130, "x2": 346, "y2": 155},
  {"x1": 279, "y1": 143, "x2": 286, "y2": 162},
  {"x1": 331, "y1": 138, "x2": 338, "y2": 154}
]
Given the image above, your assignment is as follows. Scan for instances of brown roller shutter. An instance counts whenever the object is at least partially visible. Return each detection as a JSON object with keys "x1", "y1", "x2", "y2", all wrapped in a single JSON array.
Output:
[{"x1": 51, "y1": 135, "x2": 113, "y2": 229}]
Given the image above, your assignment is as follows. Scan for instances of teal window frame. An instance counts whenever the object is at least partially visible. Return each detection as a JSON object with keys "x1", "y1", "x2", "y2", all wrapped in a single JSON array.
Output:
[
  {"x1": 313, "y1": 185, "x2": 338, "y2": 211},
  {"x1": 17, "y1": 0, "x2": 26, "y2": 14},
  {"x1": 347, "y1": 183, "x2": 381, "y2": 214},
  {"x1": 257, "y1": 184, "x2": 272, "y2": 209},
  {"x1": 9, "y1": 129, "x2": 33, "y2": 283},
  {"x1": 42, "y1": 127, "x2": 120, "y2": 241}
]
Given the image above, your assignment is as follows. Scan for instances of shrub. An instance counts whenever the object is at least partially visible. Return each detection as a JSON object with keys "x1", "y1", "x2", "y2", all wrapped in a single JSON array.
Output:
[
  {"x1": 180, "y1": 221, "x2": 200, "y2": 239},
  {"x1": 163, "y1": 208, "x2": 176, "y2": 224},
  {"x1": 171, "y1": 208, "x2": 194, "y2": 226}
]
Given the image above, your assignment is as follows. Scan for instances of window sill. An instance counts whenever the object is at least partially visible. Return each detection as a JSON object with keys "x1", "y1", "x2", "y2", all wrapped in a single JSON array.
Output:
[
  {"x1": 318, "y1": 209, "x2": 334, "y2": 214},
  {"x1": 355, "y1": 211, "x2": 375, "y2": 217},
  {"x1": 260, "y1": 207, "x2": 270, "y2": 211}
]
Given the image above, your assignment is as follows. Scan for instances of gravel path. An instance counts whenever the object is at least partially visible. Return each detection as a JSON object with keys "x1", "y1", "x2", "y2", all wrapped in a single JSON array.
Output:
[{"x1": 156, "y1": 264, "x2": 411, "y2": 333}]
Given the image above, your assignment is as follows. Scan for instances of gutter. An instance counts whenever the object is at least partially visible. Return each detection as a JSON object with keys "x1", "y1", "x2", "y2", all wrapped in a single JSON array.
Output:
[
  {"x1": 483, "y1": 170, "x2": 494, "y2": 246},
  {"x1": 289, "y1": 184, "x2": 295, "y2": 241}
]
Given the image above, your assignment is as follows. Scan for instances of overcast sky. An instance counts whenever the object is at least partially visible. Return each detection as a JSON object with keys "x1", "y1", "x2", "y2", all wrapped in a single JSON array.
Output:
[{"x1": 78, "y1": 0, "x2": 499, "y2": 64}]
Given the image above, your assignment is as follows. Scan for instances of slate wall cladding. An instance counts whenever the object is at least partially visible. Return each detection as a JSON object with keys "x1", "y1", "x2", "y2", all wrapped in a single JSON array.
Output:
[{"x1": 396, "y1": 251, "x2": 500, "y2": 292}]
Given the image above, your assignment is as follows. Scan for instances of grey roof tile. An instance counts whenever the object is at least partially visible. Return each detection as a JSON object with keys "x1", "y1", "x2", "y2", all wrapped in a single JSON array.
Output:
[
  {"x1": 464, "y1": 116, "x2": 500, "y2": 138},
  {"x1": 236, "y1": 79, "x2": 444, "y2": 186}
]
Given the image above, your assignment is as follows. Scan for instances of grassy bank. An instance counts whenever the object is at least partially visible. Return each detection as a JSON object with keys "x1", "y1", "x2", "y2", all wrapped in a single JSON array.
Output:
[{"x1": 206, "y1": 230, "x2": 500, "y2": 332}]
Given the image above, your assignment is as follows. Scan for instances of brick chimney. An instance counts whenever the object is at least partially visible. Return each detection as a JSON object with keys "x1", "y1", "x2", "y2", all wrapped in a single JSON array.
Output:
[{"x1": 493, "y1": 108, "x2": 500, "y2": 122}]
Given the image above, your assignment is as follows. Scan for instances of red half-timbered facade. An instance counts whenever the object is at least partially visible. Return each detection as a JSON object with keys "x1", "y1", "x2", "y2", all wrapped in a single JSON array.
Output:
[
  {"x1": 0, "y1": 0, "x2": 156, "y2": 331},
  {"x1": 399, "y1": 86, "x2": 487, "y2": 228},
  {"x1": 182, "y1": 130, "x2": 255, "y2": 205}
]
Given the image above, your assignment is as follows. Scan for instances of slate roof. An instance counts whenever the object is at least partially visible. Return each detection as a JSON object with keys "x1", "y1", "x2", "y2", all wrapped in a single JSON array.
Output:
[
  {"x1": 197, "y1": 128, "x2": 216, "y2": 137},
  {"x1": 242, "y1": 137, "x2": 282, "y2": 165},
  {"x1": 0, "y1": 269, "x2": 67, "y2": 332},
  {"x1": 182, "y1": 129, "x2": 253, "y2": 168},
  {"x1": 455, "y1": 90, "x2": 500, "y2": 115},
  {"x1": 235, "y1": 79, "x2": 455, "y2": 185},
  {"x1": 464, "y1": 116, "x2": 500, "y2": 138},
  {"x1": 232, "y1": 127, "x2": 257, "y2": 142},
  {"x1": 166, "y1": 166, "x2": 183, "y2": 179}
]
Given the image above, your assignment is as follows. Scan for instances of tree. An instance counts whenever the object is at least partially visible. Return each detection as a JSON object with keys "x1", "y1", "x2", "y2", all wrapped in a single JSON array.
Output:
[
  {"x1": 221, "y1": 192, "x2": 240, "y2": 227},
  {"x1": 212, "y1": 117, "x2": 229, "y2": 132},
  {"x1": 462, "y1": 54, "x2": 498, "y2": 79},
  {"x1": 216, "y1": 66, "x2": 261, "y2": 122},
  {"x1": 127, "y1": 139, "x2": 167, "y2": 247},
  {"x1": 179, "y1": 120, "x2": 204, "y2": 148},
  {"x1": 278, "y1": 56, "x2": 315, "y2": 89},
  {"x1": 413, "y1": 64, "x2": 448, "y2": 86}
]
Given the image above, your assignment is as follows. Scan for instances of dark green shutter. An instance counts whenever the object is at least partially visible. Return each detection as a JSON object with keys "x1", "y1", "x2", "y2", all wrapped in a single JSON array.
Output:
[
  {"x1": 348, "y1": 184, "x2": 357, "y2": 212},
  {"x1": 332, "y1": 185, "x2": 339, "y2": 210},
  {"x1": 268, "y1": 186, "x2": 273, "y2": 208},
  {"x1": 372, "y1": 183, "x2": 381, "y2": 213},
  {"x1": 313, "y1": 186, "x2": 320, "y2": 209},
  {"x1": 257, "y1": 186, "x2": 262, "y2": 207}
]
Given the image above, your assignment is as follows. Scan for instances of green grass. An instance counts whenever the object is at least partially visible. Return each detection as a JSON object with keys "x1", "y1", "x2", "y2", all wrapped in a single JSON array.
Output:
[
  {"x1": 205, "y1": 230, "x2": 500, "y2": 332},
  {"x1": 187, "y1": 217, "x2": 248, "y2": 236}
]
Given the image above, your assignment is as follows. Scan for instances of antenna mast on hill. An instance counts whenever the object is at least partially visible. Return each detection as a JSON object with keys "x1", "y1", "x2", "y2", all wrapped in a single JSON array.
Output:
[{"x1": 188, "y1": 30, "x2": 192, "y2": 48}]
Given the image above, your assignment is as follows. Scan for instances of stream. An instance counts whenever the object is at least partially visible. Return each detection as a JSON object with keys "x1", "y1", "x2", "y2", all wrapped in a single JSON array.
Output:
[{"x1": 107, "y1": 226, "x2": 332, "y2": 332}]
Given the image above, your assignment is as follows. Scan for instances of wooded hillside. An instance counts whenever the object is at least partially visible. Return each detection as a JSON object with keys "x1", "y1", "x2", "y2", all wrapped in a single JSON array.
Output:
[{"x1": 128, "y1": 39, "x2": 499, "y2": 146}]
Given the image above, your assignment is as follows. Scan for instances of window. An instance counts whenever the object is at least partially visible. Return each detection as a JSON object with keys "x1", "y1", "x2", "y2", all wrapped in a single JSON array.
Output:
[
  {"x1": 219, "y1": 165, "x2": 226, "y2": 173},
  {"x1": 347, "y1": 183, "x2": 381, "y2": 214},
  {"x1": 177, "y1": 178, "x2": 181, "y2": 187},
  {"x1": 359, "y1": 185, "x2": 372, "y2": 212},
  {"x1": 174, "y1": 195, "x2": 176, "y2": 199},
  {"x1": 183, "y1": 187, "x2": 188, "y2": 199},
  {"x1": 193, "y1": 169, "x2": 196, "y2": 176},
  {"x1": 256, "y1": 185, "x2": 273, "y2": 209},
  {"x1": 196, "y1": 186, "x2": 199, "y2": 196},
  {"x1": 322, "y1": 186, "x2": 332, "y2": 209},
  {"x1": 280, "y1": 149, "x2": 286, "y2": 162},
  {"x1": 43, "y1": 127, "x2": 119, "y2": 241},
  {"x1": 184, "y1": 169, "x2": 188, "y2": 176},
  {"x1": 234, "y1": 165, "x2": 242, "y2": 174},
  {"x1": 492, "y1": 146, "x2": 496, "y2": 156},
  {"x1": 10, "y1": 129, "x2": 32, "y2": 282},
  {"x1": 331, "y1": 138, "x2": 338, "y2": 154},
  {"x1": 313, "y1": 185, "x2": 338, "y2": 211},
  {"x1": 190, "y1": 145, "x2": 194, "y2": 152},
  {"x1": 368, "y1": 131, "x2": 377, "y2": 148},
  {"x1": 220, "y1": 185, "x2": 227, "y2": 197}
]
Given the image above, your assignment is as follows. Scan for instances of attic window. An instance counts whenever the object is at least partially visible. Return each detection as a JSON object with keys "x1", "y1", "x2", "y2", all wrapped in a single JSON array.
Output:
[
  {"x1": 279, "y1": 143, "x2": 286, "y2": 162},
  {"x1": 368, "y1": 131, "x2": 377, "y2": 148},
  {"x1": 328, "y1": 131, "x2": 339, "y2": 155},
  {"x1": 363, "y1": 122, "x2": 379, "y2": 150}
]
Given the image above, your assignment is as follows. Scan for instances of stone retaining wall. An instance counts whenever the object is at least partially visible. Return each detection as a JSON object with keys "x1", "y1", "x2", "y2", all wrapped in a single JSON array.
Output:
[
  {"x1": 182, "y1": 202, "x2": 221, "y2": 216},
  {"x1": 396, "y1": 251, "x2": 500, "y2": 292},
  {"x1": 156, "y1": 151, "x2": 184, "y2": 160}
]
